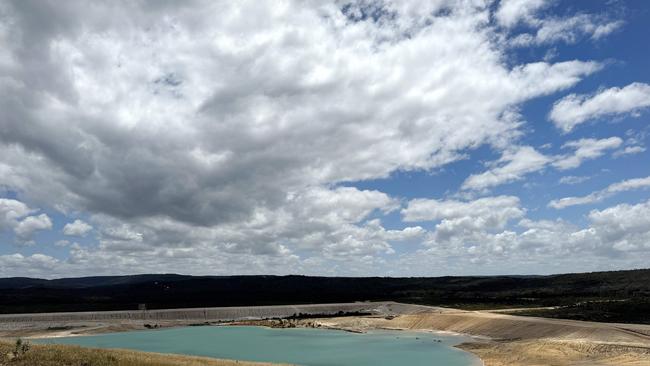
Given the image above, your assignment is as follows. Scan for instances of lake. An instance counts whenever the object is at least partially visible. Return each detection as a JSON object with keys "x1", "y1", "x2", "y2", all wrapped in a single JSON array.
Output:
[{"x1": 37, "y1": 326, "x2": 481, "y2": 366}]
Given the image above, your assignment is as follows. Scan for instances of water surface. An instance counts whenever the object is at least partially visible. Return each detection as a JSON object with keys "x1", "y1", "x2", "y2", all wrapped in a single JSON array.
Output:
[{"x1": 38, "y1": 326, "x2": 479, "y2": 366}]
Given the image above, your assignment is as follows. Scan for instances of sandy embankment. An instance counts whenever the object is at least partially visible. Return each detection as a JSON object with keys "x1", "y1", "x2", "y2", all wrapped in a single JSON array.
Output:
[
  {"x1": 0, "y1": 302, "x2": 400, "y2": 338},
  {"x1": 311, "y1": 308, "x2": 650, "y2": 366},
  {"x1": 2, "y1": 302, "x2": 650, "y2": 365}
]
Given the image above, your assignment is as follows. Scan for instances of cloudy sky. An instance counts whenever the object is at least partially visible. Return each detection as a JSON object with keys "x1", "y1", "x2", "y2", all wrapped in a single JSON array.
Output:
[{"x1": 1, "y1": 0, "x2": 649, "y2": 278}]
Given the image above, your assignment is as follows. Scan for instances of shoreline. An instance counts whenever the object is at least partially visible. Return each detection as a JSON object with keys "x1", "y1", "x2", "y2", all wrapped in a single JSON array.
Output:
[
  {"x1": 0, "y1": 339, "x2": 289, "y2": 366},
  {"x1": 23, "y1": 321, "x2": 486, "y2": 366},
  {"x1": 2, "y1": 302, "x2": 650, "y2": 365},
  {"x1": 272, "y1": 309, "x2": 650, "y2": 365}
]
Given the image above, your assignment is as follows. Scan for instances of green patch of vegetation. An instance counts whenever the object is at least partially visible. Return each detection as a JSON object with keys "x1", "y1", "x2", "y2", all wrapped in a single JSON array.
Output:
[
  {"x1": 511, "y1": 299, "x2": 650, "y2": 324},
  {"x1": 286, "y1": 311, "x2": 372, "y2": 319}
]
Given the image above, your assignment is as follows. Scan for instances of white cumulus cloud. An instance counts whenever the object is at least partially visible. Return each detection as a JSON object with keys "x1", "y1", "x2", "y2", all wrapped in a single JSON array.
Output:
[
  {"x1": 495, "y1": 0, "x2": 549, "y2": 28},
  {"x1": 0, "y1": 0, "x2": 635, "y2": 276},
  {"x1": 613, "y1": 145, "x2": 646, "y2": 158},
  {"x1": 402, "y1": 195, "x2": 524, "y2": 227},
  {"x1": 463, "y1": 137, "x2": 623, "y2": 191},
  {"x1": 63, "y1": 219, "x2": 93, "y2": 237},
  {"x1": 14, "y1": 213, "x2": 53, "y2": 241},
  {"x1": 461, "y1": 146, "x2": 552, "y2": 191},
  {"x1": 549, "y1": 175, "x2": 650, "y2": 209},
  {"x1": 559, "y1": 175, "x2": 591, "y2": 185},
  {"x1": 550, "y1": 82, "x2": 650, "y2": 132},
  {"x1": 0, "y1": 253, "x2": 60, "y2": 277},
  {"x1": 552, "y1": 137, "x2": 622, "y2": 170},
  {"x1": 0, "y1": 198, "x2": 33, "y2": 230}
]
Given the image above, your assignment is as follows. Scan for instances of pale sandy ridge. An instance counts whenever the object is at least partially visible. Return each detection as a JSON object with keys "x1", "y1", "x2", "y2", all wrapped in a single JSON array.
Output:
[{"x1": 311, "y1": 306, "x2": 650, "y2": 366}]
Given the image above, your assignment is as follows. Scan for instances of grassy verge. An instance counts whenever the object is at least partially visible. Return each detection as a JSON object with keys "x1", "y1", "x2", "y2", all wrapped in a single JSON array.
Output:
[{"x1": 0, "y1": 339, "x2": 287, "y2": 366}]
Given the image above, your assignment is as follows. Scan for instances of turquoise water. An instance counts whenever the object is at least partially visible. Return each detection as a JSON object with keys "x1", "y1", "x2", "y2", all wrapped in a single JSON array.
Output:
[{"x1": 37, "y1": 326, "x2": 479, "y2": 366}]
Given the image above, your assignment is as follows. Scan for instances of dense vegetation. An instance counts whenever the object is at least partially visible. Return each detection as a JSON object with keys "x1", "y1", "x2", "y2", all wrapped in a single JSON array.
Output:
[
  {"x1": 1, "y1": 268, "x2": 648, "y2": 324},
  {"x1": 513, "y1": 298, "x2": 650, "y2": 324}
]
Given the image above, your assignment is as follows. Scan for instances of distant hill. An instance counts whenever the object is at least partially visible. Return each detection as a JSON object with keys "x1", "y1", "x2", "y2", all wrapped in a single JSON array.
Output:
[{"x1": 1, "y1": 269, "x2": 649, "y2": 323}]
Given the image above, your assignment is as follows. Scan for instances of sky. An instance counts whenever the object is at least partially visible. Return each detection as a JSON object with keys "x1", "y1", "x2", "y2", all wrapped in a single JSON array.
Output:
[{"x1": 1, "y1": 0, "x2": 649, "y2": 278}]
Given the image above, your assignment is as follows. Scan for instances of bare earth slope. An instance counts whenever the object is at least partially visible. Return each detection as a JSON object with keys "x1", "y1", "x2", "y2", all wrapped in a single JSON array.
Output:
[{"x1": 314, "y1": 306, "x2": 650, "y2": 366}]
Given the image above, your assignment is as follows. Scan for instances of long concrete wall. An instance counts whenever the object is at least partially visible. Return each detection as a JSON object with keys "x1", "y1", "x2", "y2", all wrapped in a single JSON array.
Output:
[{"x1": 0, "y1": 301, "x2": 429, "y2": 328}]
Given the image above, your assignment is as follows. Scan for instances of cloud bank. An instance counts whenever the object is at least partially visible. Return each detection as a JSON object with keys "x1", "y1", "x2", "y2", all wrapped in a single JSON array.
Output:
[{"x1": 0, "y1": 0, "x2": 645, "y2": 277}]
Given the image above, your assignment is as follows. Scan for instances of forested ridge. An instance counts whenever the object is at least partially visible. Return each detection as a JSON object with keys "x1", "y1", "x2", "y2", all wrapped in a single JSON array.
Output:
[{"x1": 1, "y1": 268, "x2": 648, "y2": 323}]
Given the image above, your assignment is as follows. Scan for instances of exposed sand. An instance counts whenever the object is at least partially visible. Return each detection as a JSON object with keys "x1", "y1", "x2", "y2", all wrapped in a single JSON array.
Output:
[
  {"x1": 2, "y1": 302, "x2": 650, "y2": 365},
  {"x1": 460, "y1": 340, "x2": 650, "y2": 366},
  {"x1": 310, "y1": 307, "x2": 650, "y2": 366}
]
